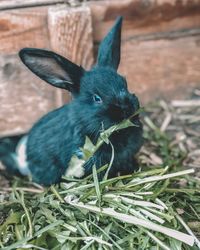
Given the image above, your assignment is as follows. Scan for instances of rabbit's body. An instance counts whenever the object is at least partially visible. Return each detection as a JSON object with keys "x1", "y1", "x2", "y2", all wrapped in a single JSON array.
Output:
[
  {"x1": 27, "y1": 68, "x2": 143, "y2": 185},
  {"x1": 1, "y1": 17, "x2": 143, "y2": 185},
  {"x1": 27, "y1": 105, "x2": 73, "y2": 184}
]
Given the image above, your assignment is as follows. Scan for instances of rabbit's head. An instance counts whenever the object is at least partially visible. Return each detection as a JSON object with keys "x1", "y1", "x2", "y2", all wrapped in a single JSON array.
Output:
[{"x1": 19, "y1": 17, "x2": 141, "y2": 139}]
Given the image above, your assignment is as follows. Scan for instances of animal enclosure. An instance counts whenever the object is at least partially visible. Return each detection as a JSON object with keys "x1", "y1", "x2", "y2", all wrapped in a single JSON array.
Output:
[{"x1": 0, "y1": 0, "x2": 200, "y2": 136}]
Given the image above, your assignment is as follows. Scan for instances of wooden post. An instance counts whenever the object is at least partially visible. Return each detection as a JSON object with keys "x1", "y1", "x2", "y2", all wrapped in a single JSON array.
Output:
[{"x1": 48, "y1": 5, "x2": 94, "y2": 104}]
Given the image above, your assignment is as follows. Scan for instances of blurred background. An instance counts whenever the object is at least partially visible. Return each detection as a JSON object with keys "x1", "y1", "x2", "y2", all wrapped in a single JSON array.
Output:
[{"x1": 0, "y1": 0, "x2": 200, "y2": 137}]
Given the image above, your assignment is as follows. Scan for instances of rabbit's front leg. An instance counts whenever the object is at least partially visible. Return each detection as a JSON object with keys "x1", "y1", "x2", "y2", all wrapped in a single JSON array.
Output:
[
  {"x1": 83, "y1": 146, "x2": 124, "y2": 179},
  {"x1": 82, "y1": 149, "x2": 109, "y2": 178},
  {"x1": 83, "y1": 154, "x2": 138, "y2": 179}
]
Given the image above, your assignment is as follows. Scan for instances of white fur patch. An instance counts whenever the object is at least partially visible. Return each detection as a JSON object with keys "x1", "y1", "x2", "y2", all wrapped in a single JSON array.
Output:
[
  {"x1": 65, "y1": 155, "x2": 85, "y2": 178},
  {"x1": 15, "y1": 136, "x2": 30, "y2": 176}
]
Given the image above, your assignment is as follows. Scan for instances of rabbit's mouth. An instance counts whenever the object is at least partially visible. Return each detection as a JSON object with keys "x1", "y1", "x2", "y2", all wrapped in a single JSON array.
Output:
[
  {"x1": 109, "y1": 104, "x2": 140, "y2": 123},
  {"x1": 131, "y1": 114, "x2": 141, "y2": 127},
  {"x1": 131, "y1": 114, "x2": 140, "y2": 122}
]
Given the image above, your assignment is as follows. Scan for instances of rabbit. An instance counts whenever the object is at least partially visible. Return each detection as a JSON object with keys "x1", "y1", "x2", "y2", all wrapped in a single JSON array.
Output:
[{"x1": 0, "y1": 16, "x2": 143, "y2": 186}]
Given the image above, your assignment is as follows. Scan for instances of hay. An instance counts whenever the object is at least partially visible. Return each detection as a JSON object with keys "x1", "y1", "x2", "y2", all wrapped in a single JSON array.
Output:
[{"x1": 0, "y1": 95, "x2": 200, "y2": 250}]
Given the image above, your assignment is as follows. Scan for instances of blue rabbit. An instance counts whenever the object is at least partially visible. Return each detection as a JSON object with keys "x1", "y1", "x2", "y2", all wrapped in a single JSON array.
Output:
[{"x1": 0, "y1": 17, "x2": 143, "y2": 185}]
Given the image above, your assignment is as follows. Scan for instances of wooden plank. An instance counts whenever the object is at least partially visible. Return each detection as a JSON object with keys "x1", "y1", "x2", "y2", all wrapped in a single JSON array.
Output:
[
  {"x1": 0, "y1": 54, "x2": 60, "y2": 136},
  {"x1": 0, "y1": 0, "x2": 64, "y2": 10},
  {"x1": 0, "y1": 6, "x2": 56, "y2": 135},
  {"x1": 119, "y1": 35, "x2": 200, "y2": 103},
  {"x1": 0, "y1": 6, "x2": 50, "y2": 54},
  {"x1": 89, "y1": 0, "x2": 200, "y2": 43}
]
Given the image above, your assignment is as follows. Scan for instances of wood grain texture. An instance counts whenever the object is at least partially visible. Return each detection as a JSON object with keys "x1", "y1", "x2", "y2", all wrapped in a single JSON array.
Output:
[
  {"x1": 48, "y1": 5, "x2": 94, "y2": 69},
  {"x1": 89, "y1": 0, "x2": 200, "y2": 42},
  {"x1": 0, "y1": 6, "x2": 49, "y2": 54},
  {"x1": 119, "y1": 35, "x2": 200, "y2": 103},
  {"x1": 0, "y1": 0, "x2": 63, "y2": 10},
  {"x1": 0, "y1": 6, "x2": 55, "y2": 135},
  {"x1": 0, "y1": 54, "x2": 60, "y2": 136}
]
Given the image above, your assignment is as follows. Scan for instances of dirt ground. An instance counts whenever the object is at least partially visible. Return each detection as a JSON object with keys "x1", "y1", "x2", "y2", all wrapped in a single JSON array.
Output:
[{"x1": 140, "y1": 90, "x2": 200, "y2": 178}]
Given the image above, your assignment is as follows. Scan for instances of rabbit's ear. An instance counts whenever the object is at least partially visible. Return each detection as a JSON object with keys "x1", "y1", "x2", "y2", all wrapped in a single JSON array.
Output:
[
  {"x1": 19, "y1": 48, "x2": 84, "y2": 93},
  {"x1": 97, "y1": 16, "x2": 123, "y2": 70}
]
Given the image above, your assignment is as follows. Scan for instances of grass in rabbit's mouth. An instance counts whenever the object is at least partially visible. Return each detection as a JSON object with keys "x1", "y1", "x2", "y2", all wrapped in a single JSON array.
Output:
[{"x1": 0, "y1": 98, "x2": 200, "y2": 250}]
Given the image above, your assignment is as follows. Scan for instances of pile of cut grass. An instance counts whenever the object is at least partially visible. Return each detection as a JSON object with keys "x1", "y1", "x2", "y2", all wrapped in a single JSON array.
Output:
[{"x1": 0, "y1": 98, "x2": 200, "y2": 250}]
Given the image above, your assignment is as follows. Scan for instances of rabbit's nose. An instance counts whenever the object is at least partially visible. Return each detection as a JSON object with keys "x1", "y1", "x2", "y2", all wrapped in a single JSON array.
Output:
[
  {"x1": 123, "y1": 108, "x2": 131, "y2": 117},
  {"x1": 109, "y1": 104, "x2": 125, "y2": 121},
  {"x1": 120, "y1": 97, "x2": 136, "y2": 113},
  {"x1": 122, "y1": 106, "x2": 133, "y2": 119}
]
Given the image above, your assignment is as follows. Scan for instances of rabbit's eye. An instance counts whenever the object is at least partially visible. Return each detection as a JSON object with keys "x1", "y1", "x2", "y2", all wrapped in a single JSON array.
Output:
[{"x1": 93, "y1": 94, "x2": 102, "y2": 104}]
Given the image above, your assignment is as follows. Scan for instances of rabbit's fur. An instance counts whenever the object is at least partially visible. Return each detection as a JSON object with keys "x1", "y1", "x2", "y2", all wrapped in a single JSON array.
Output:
[{"x1": 1, "y1": 17, "x2": 143, "y2": 185}]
